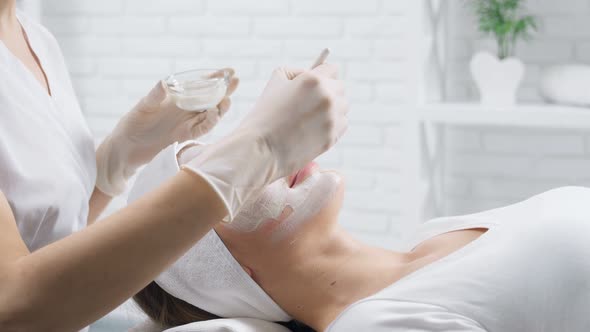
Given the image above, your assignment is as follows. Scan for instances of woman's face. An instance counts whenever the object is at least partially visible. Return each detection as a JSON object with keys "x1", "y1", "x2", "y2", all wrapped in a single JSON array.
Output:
[{"x1": 214, "y1": 161, "x2": 345, "y2": 274}]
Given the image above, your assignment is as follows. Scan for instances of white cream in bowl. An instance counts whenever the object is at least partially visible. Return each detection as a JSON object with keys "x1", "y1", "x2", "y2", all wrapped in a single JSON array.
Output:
[{"x1": 165, "y1": 69, "x2": 229, "y2": 112}]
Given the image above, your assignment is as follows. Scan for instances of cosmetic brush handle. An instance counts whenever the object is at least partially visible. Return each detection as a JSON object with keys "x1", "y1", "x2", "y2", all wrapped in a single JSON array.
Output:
[{"x1": 310, "y1": 48, "x2": 331, "y2": 69}]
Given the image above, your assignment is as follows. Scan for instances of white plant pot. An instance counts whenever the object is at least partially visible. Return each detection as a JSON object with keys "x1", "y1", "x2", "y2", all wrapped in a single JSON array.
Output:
[{"x1": 470, "y1": 51, "x2": 525, "y2": 107}]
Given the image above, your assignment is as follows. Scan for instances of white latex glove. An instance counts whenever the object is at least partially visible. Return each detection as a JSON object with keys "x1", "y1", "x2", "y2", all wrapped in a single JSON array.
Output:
[
  {"x1": 181, "y1": 64, "x2": 349, "y2": 221},
  {"x1": 95, "y1": 69, "x2": 239, "y2": 196}
]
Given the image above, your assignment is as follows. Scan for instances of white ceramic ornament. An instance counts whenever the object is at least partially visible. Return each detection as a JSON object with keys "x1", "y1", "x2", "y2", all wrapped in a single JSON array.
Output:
[
  {"x1": 540, "y1": 65, "x2": 590, "y2": 107},
  {"x1": 470, "y1": 51, "x2": 525, "y2": 106}
]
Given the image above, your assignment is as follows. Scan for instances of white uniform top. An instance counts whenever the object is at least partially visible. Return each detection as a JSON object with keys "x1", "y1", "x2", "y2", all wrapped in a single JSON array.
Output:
[
  {"x1": 328, "y1": 186, "x2": 590, "y2": 331},
  {"x1": 0, "y1": 11, "x2": 96, "y2": 251}
]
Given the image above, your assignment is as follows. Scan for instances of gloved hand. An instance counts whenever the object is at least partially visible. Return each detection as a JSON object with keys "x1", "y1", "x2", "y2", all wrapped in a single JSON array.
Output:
[
  {"x1": 95, "y1": 69, "x2": 240, "y2": 196},
  {"x1": 181, "y1": 64, "x2": 349, "y2": 221}
]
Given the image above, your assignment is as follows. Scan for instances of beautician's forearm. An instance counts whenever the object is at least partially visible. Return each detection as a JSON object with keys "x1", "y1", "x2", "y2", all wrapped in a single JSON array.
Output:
[
  {"x1": 1, "y1": 170, "x2": 225, "y2": 332},
  {"x1": 87, "y1": 187, "x2": 113, "y2": 225},
  {"x1": 87, "y1": 147, "x2": 189, "y2": 225}
]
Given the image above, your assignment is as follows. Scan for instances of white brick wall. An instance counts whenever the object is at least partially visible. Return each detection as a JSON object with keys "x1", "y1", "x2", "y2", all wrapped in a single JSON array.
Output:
[
  {"x1": 41, "y1": 0, "x2": 419, "y2": 248},
  {"x1": 443, "y1": 0, "x2": 590, "y2": 216},
  {"x1": 38, "y1": 0, "x2": 590, "y2": 244}
]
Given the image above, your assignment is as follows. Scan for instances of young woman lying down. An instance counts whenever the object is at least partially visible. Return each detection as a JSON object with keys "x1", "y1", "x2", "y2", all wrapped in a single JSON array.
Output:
[{"x1": 128, "y1": 141, "x2": 590, "y2": 332}]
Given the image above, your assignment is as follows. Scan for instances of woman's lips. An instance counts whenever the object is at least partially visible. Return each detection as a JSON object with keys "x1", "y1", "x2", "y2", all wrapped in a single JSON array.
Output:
[{"x1": 289, "y1": 162, "x2": 319, "y2": 188}]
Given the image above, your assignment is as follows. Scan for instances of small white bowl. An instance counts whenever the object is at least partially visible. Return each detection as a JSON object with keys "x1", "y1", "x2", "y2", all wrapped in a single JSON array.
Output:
[{"x1": 165, "y1": 69, "x2": 230, "y2": 112}]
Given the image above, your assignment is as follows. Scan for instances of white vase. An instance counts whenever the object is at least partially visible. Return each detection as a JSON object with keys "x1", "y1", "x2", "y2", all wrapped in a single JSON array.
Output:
[{"x1": 470, "y1": 51, "x2": 525, "y2": 107}]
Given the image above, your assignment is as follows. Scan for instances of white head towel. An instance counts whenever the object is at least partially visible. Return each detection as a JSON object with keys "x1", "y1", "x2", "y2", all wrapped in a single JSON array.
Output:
[{"x1": 128, "y1": 142, "x2": 291, "y2": 322}]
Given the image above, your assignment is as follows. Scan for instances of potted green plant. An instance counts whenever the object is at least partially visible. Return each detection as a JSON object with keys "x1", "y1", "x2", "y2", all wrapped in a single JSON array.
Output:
[{"x1": 468, "y1": 0, "x2": 538, "y2": 106}]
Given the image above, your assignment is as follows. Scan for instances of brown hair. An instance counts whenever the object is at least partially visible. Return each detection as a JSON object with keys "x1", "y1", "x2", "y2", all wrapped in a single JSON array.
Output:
[
  {"x1": 133, "y1": 281, "x2": 219, "y2": 327},
  {"x1": 134, "y1": 281, "x2": 316, "y2": 332}
]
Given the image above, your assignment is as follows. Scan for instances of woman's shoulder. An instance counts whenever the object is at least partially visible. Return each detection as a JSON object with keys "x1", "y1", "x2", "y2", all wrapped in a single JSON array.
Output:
[
  {"x1": 534, "y1": 186, "x2": 590, "y2": 200},
  {"x1": 420, "y1": 185, "x2": 590, "y2": 230},
  {"x1": 16, "y1": 9, "x2": 61, "y2": 52}
]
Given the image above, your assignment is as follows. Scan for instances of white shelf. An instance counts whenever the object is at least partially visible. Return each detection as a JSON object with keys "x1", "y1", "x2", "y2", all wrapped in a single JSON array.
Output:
[{"x1": 417, "y1": 103, "x2": 590, "y2": 129}]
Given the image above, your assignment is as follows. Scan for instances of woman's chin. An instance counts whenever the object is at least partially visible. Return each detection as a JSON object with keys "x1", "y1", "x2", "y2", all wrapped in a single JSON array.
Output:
[{"x1": 327, "y1": 172, "x2": 346, "y2": 215}]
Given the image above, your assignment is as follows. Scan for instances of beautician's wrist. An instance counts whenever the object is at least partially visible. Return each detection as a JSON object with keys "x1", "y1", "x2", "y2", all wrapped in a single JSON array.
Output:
[
  {"x1": 172, "y1": 169, "x2": 228, "y2": 225},
  {"x1": 95, "y1": 134, "x2": 134, "y2": 197},
  {"x1": 179, "y1": 130, "x2": 277, "y2": 222},
  {"x1": 176, "y1": 143, "x2": 200, "y2": 165}
]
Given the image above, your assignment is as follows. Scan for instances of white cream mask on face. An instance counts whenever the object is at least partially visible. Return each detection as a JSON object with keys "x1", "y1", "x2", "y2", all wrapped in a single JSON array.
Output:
[{"x1": 229, "y1": 170, "x2": 341, "y2": 236}]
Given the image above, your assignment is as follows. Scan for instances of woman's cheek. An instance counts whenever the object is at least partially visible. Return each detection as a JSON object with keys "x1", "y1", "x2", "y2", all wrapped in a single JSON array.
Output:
[
  {"x1": 271, "y1": 172, "x2": 342, "y2": 239},
  {"x1": 226, "y1": 180, "x2": 289, "y2": 232},
  {"x1": 258, "y1": 206, "x2": 294, "y2": 236},
  {"x1": 227, "y1": 172, "x2": 342, "y2": 239}
]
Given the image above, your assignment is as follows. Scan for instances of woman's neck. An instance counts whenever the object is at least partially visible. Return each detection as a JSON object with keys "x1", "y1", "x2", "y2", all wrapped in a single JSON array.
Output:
[
  {"x1": 0, "y1": 0, "x2": 17, "y2": 36},
  {"x1": 260, "y1": 228, "x2": 411, "y2": 331}
]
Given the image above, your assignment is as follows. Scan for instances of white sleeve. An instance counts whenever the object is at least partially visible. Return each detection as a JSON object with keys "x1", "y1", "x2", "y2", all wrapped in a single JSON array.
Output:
[
  {"x1": 128, "y1": 140, "x2": 207, "y2": 204},
  {"x1": 327, "y1": 300, "x2": 487, "y2": 332},
  {"x1": 127, "y1": 142, "x2": 182, "y2": 204}
]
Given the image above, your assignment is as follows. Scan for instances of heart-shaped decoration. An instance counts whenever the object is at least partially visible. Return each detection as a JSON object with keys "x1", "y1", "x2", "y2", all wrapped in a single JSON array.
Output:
[{"x1": 470, "y1": 51, "x2": 525, "y2": 106}]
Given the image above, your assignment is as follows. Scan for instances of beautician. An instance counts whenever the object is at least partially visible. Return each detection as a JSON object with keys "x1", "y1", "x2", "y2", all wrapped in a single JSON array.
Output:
[{"x1": 0, "y1": 1, "x2": 349, "y2": 331}]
